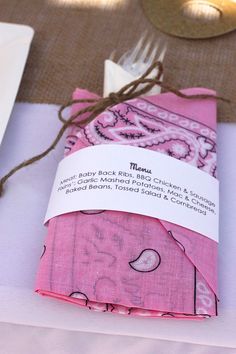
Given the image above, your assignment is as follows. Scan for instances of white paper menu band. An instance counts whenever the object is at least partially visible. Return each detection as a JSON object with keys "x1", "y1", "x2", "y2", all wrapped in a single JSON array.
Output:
[{"x1": 45, "y1": 144, "x2": 219, "y2": 242}]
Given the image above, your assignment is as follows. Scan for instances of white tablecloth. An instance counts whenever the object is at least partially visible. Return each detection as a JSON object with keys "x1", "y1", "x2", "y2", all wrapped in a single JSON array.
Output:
[
  {"x1": 0, "y1": 322, "x2": 235, "y2": 354},
  {"x1": 0, "y1": 103, "x2": 236, "y2": 353}
]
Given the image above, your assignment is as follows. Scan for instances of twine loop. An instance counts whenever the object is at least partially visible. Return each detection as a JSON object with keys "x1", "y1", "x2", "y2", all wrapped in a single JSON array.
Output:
[{"x1": 0, "y1": 61, "x2": 230, "y2": 197}]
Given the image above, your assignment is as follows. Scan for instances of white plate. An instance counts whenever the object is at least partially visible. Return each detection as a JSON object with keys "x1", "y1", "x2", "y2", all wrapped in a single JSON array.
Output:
[{"x1": 0, "y1": 22, "x2": 34, "y2": 146}]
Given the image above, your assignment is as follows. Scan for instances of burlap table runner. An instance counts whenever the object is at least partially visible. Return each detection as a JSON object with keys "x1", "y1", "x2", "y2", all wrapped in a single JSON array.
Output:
[{"x1": 0, "y1": 0, "x2": 235, "y2": 122}]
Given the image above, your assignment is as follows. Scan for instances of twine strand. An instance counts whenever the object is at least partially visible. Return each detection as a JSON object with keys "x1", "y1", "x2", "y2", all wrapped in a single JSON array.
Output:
[{"x1": 0, "y1": 61, "x2": 230, "y2": 197}]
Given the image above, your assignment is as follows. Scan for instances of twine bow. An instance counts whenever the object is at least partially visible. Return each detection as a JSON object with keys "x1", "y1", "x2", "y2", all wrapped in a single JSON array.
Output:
[{"x1": 0, "y1": 61, "x2": 230, "y2": 197}]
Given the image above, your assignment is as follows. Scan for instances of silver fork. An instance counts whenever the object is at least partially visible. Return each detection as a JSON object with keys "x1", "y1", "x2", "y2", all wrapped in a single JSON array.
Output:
[{"x1": 116, "y1": 32, "x2": 167, "y2": 77}]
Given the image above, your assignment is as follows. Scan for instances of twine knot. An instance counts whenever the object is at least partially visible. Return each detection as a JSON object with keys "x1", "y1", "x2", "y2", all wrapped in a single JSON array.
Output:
[
  {"x1": 109, "y1": 92, "x2": 122, "y2": 105},
  {"x1": 0, "y1": 60, "x2": 230, "y2": 197}
]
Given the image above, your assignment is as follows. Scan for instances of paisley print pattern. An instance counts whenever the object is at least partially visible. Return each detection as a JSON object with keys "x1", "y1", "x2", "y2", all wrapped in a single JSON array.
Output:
[
  {"x1": 76, "y1": 99, "x2": 216, "y2": 178},
  {"x1": 37, "y1": 89, "x2": 218, "y2": 320}
]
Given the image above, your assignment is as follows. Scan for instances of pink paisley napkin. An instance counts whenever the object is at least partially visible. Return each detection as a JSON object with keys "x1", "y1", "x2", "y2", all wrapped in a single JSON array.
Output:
[{"x1": 36, "y1": 87, "x2": 218, "y2": 319}]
